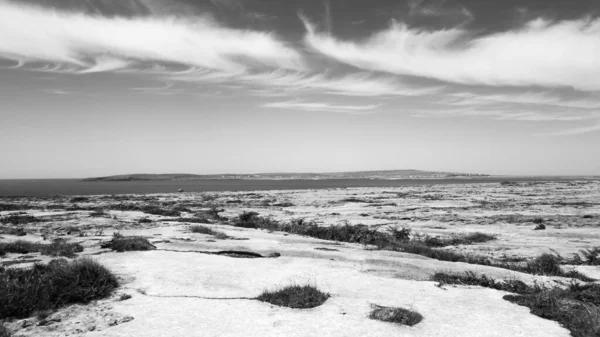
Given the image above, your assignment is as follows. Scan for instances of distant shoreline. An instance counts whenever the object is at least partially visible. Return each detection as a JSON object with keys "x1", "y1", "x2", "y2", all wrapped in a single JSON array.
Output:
[{"x1": 0, "y1": 176, "x2": 597, "y2": 197}]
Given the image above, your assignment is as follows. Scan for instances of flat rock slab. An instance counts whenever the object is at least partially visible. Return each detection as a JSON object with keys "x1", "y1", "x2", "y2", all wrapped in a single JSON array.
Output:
[{"x1": 77, "y1": 250, "x2": 569, "y2": 337}]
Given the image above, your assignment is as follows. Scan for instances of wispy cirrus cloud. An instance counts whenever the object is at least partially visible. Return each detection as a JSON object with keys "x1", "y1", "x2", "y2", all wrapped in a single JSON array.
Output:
[
  {"x1": 0, "y1": 0, "x2": 442, "y2": 100},
  {"x1": 0, "y1": 1, "x2": 302, "y2": 74},
  {"x1": 262, "y1": 100, "x2": 381, "y2": 114},
  {"x1": 414, "y1": 106, "x2": 597, "y2": 122},
  {"x1": 443, "y1": 92, "x2": 600, "y2": 110},
  {"x1": 172, "y1": 69, "x2": 442, "y2": 97},
  {"x1": 303, "y1": 16, "x2": 600, "y2": 91}
]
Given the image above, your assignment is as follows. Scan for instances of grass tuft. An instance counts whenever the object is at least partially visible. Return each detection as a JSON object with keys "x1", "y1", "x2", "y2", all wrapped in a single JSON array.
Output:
[
  {"x1": 189, "y1": 225, "x2": 229, "y2": 239},
  {"x1": 256, "y1": 284, "x2": 330, "y2": 309},
  {"x1": 0, "y1": 258, "x2": 118, "y2": 319},
  {"x1": 369, "y1": 305, "x2": 423, "y2": 326},
  {"x1": 570, "y1": 247, "x2": 600, "y2": 266},
  {"x1": 100, "y1": 233, "x2": 156, "y2": 252}
]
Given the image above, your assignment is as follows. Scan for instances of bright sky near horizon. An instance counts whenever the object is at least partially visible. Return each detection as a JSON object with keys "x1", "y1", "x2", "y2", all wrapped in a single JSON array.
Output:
[{"x1": 0, "y1": 0, "x2": 599, "y2": 178}]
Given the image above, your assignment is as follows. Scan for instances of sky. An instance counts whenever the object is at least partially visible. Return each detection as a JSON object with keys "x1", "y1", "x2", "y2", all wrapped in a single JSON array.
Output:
[{"x1": 1, "y1": 0, "x2": 599, "y2": 178}]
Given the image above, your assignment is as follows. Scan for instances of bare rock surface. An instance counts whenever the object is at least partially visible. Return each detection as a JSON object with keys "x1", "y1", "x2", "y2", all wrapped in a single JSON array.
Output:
[{"x1": 1, "y1": 180, "x2": 599, "y2": 336}]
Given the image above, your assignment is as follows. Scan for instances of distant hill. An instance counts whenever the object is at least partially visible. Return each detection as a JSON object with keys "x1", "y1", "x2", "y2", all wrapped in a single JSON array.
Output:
[{"x1": 83, "y1": 170, "x2": 488, "y2": 181}]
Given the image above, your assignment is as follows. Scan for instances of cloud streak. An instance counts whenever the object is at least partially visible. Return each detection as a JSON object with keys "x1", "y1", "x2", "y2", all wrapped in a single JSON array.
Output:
[
  {"x1": 172, "y1": 69, "x2": 442, "y2": 97},
  {"x1": 262, "y1": 100, "x2": 381, "y2": 114},
  {"x1": 303, "y1": 17, "x2": 600, "y2": 91}
]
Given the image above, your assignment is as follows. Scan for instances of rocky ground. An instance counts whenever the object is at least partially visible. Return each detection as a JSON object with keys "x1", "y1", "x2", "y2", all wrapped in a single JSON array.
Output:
[{"x1": 1, "y1": 180, "x2": 599, "y2": 336}]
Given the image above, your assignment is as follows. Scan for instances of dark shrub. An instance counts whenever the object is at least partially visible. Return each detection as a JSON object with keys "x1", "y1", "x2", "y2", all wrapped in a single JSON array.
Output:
[
  {"x1": 100, "y1": 234, "x2": 156, "y2": 252},
  {"x1": 234, "y1": 212, "x2": 279, "y2": 230},
  {"x1": 0, "y1": 258, "x2": 118, "y2": 319},
  {"x1": 534, "y1": 224, "x2": 546, "y2": 230},
  {"x1": 583, "y1": 215, "x2": 594, "y2": 219},
  {"x1": 138, "y1": 218, "x2": 152, "y2": 224},
  {"x1": 388, "y1": 227, "x2": 411, "y2": 241},
  {"x1": 256, "y1": 284, "x2": 330, "y2": 309},
  {"x1": 369, "y1": 305, "x2": 423, "y2": 326}
]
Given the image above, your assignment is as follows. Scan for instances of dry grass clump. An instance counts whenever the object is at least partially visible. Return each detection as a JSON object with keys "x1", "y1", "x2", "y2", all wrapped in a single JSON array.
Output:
[
  {"x1": 0, "y1": 239, "x2": 84, "y2": 258},
  {"x1": 432, "y1": 271, "x2": 534, "y2": 294},
  {"x1": 570, "y1": 247, "x2": 600, "y2": 266},
  {"x1": 0, "y1": 258, "x2": 118, "y2": 319},
  {"x1": 433, "y1": 272, "x2": 600, "y2": 337},
  {"x1": 522, "y1": 253, "x2": 594, "y2": 281},
  {"x1": 256, "y1": 284, "x2": 330, "y2": 309},
  {"x1": 418, "y1": 232, "x2": 496, "y2": 247},
  {"x1": 189, "y1": 225, "x2": 229, "y2": 239},
  {"x1": 234, "y1": 212, "x2": 280, "y2": 230},
  {"x1": 0, "y1": 323, "x2": 11, "y2": 337},
  {"x1": 100, "y1": 233, "x2": 156, "y2": 252},
  {"x1": 369, "y1": 304, "x2": 423, "y2": 326}
]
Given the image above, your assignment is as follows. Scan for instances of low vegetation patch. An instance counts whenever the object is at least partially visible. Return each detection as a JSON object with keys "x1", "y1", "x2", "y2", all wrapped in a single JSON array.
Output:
[
  {"x1": 100, "y1": 233, "x2": 156, "y2": 252},
  {"x1": 0, "y1": 258, "x2": 119, "y2": 319},
  {"x1": 256, "y1": 284, "x2": 330, "y2": 309},
  {"x1": 189, "y1": 225, "x2": 229, "y2": 239},
  {"x1": 369, "y1": 304, "x2": 423, "y2": 326},
  {"x1": 433, "y1": 272, "x2": 600, "y2": 337},
  {"x1": 233, "y1": 212, "x2": 280, "y2": 230},
  {"x1": 69, "y1": 197, "x2": 90, "y2": 203},
  {"x1": 0, "y1": 214, "x2": 40, "y2": 225},
  {"x1": 432, "y1": 271, "x2": 534, "y2": 294},
  {"x1": 0, "y1": 240, "x2": 84, "y2": 258},
  {"x1": 0, "y1": 203, "x2": 32, "y2": 212},
  {"x1": 418, "y1": 232, "x2": 496, "y2": 247},
  {"x1": 87, "y1": 203, "x2": 182, "y2": 217},
  {"x1": 229, "y1": 214, "x2": 593, "y2": 281},
  {"x1": 167, "y1": 217, "x2": 212, "y2": 224},
  {"x1": 0, "y1": 227, "x2": 26, "y2": 237}
]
